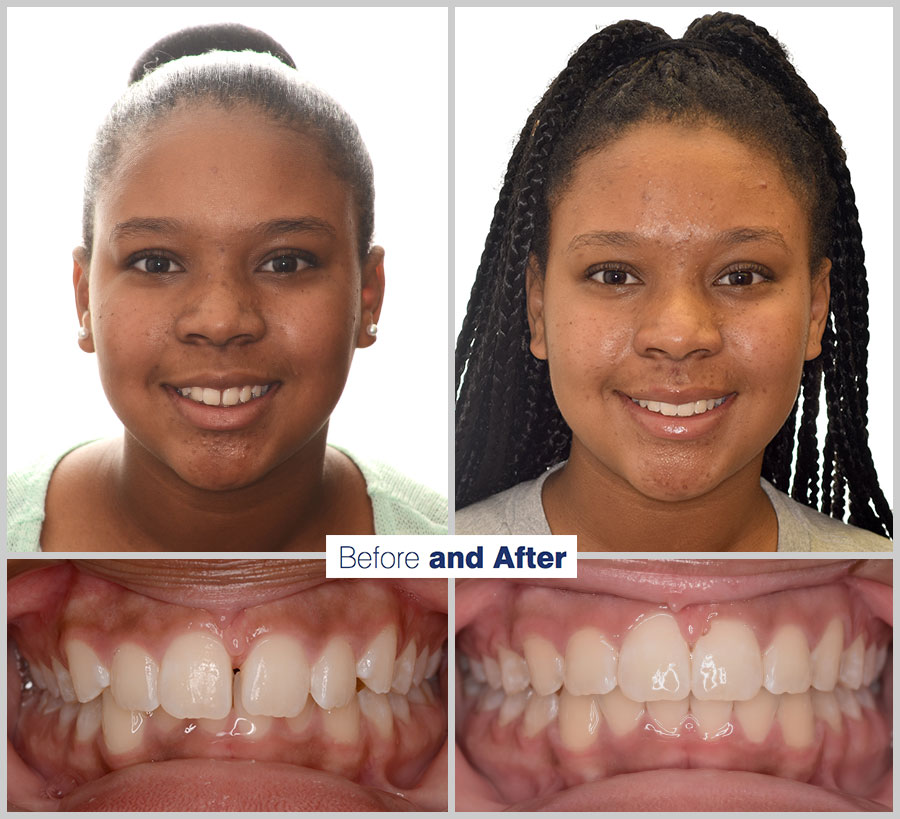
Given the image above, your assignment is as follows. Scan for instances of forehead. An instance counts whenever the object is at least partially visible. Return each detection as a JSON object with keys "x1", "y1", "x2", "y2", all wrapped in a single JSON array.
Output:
[
  {"x1": 551, "y1": 122, "x2": 809, "y2": 249},
  {"x1": 95, "y1": 104, "x2": 355, "y2": 237}
]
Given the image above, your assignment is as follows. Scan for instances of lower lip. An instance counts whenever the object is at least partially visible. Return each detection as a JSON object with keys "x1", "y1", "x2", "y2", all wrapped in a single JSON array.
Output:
[
  {"x1": 619, "y1": 393, "x2": 734, "y2": 441},
  {"x1": 165, "y1": 385, "x2": 279, "y2": 432}
]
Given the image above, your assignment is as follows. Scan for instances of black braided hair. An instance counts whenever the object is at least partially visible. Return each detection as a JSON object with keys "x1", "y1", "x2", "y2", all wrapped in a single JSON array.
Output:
[{"x1": 456, "y1": 12, "x2": 891, "y2": 538}]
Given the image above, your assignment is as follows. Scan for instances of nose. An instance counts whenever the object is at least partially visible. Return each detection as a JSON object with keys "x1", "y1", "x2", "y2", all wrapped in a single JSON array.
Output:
[
  {"x1": 175, "y1": 271, "x2": 266, "y2": 346},
  {"x1": 632, "y1": 284, "x2": 723, "y2": 360}
]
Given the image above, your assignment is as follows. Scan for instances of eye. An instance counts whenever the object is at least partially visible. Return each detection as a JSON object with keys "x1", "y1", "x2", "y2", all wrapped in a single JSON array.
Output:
[
  {"x1": 714, "y1": 265, "x2": 770, "y2": 286},
  {"x1": 130, "y1": 253, "x2": 184, "y2": 274},
  {"x1": 588, "y1": 266, "x2": 641, "y2": 285},
  {"x1": 259, "y1": 252, "x2": 317, "y2": 274}
]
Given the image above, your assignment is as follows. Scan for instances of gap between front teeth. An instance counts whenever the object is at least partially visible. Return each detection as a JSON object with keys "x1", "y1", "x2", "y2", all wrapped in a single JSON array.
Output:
[
  {"x1": 178, "y1": 384, "x2": 271, "y2": 407},
  {"x1": 632, "y1": 396, "x2": 727, "y2": 417}
]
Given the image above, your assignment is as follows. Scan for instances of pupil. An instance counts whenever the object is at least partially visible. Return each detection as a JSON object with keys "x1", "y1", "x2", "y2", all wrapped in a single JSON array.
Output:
[
  {"x1": 273, "y1": 256, "x2": 297, "y2": 272},
  {"x1": 148, "y1": 257, "x2": 169, "y2": 273}
]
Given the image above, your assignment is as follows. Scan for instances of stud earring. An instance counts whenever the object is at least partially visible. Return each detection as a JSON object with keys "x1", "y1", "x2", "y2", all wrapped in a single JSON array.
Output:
[
  {"x1": 77, "y1": 325, "x2": 90, "y2": 340},
  {"x1": 366, "y1": 322, "x2": 378, "y2": 337}
]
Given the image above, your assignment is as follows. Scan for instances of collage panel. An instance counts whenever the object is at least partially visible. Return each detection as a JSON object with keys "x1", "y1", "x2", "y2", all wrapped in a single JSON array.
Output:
[{"x1": 8, "y1": 559, "x2": 449, "y2": 810}]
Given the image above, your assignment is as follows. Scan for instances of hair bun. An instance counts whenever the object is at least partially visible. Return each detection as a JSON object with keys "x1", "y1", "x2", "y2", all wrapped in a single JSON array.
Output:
[{"x1": 129, "y1": 23, "x2": 296, "y2": 84}]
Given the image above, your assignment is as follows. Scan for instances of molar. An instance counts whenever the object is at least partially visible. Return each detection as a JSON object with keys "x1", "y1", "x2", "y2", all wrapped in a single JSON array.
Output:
[
  {"x1": 101, "y1": 689, "x2": 146, "y2": 755},
  {"x1": 558, "y1": 690, "x2": 601, "y2": 751},
  {"x1": 111, "y1": 642, "x2": 160, "y2": 712},
  {"x1": 241, "y1": 634, "x2": 310, "y2": 718},
  {"x1": 810, "y1": 619, "x2": 843, "y2": 691},
  {"x1": 356, "y1": 626, "x2": 397, "y2": 694},
  {"x1": 523, "y1": 635, "x2": 564, "y2": 695},
  {"x1": 159, "y1": 632, "x2": 232, "y2": 719},
  {"x1": 763, "y1": 624, "x2": 812, "y2": 694},
  {"x1": 838, "y1": 634, "x2": 865, "y2": 689},
  {"x1": 618, "y1": 613, "x2": 690, "y2": 701},
  {"x1": 691, "y1": 619, "x2": 762, "y2": 701},
  {"x1": 310, "y1": 636, "x2": 356, "y2": 709},
  {"x1": 776, "y1": 692, "x2": 815, "y2": 748},
  {"x1": 564, "y1": 628, "x2": 617, "y2": 696},
  {"x1": 497, "y1": 646, "x2": 529, "y2": 694},
  {"x1": 65, "y1": 639, "x2": 110, "y2": 703},
  {"x1": 733, "y1": 688, "x2": 778, "y2": 743}
]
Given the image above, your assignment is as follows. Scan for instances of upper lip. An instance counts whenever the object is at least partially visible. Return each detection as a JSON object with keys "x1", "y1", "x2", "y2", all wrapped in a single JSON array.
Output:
[
  {"x1": 164, "y1": 373, "x2": 278, "y2": 390},
  {"x1": 623, "y1": 389, "x2": 734, "y2": 404}
]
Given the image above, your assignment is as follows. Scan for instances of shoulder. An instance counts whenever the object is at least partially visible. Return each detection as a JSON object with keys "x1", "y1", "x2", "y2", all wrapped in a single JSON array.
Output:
[
  {"x1": 337, "y1": 448, "x2": 448, "y2": 535},
  {"x1": 455, "y1": 466, "x2": 558, "y2": 535},
  {"x1": 762, "y1": 480, "x2": 892, "y2": 552}
]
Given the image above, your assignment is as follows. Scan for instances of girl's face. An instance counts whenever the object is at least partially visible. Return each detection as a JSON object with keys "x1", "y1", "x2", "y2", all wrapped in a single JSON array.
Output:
[
  {"x1": 527, "y1": 122, "x2": 830, "y2": 502},
  {"x1": 74, "y1": 105, "x2": 383, "y2": 490}
]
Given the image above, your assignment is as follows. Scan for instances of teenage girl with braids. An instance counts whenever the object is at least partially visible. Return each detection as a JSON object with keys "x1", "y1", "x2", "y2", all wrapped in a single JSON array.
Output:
[{"x1": 455, "y1": 12, "x2": 891, "y2": 550}]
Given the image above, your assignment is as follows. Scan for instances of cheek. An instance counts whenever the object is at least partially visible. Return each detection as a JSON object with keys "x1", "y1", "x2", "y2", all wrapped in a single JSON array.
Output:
[{"x1": 544, "y1": 304, "x2": 632, "y2": 388}]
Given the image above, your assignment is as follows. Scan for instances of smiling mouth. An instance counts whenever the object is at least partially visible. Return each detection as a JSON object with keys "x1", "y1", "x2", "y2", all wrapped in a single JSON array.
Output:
[
  {"x1": 456, "y1": 561, "x2": 892, "y2": 811},
  {"x1": 8, "y1": 563, "x2": 448, "y2": 811},
  {"x1": 629, "y1": 396, "x2": 729, "y2": 417},
  {"x1": 174, "y1": 384, "x2": 274, "y2": 407}
]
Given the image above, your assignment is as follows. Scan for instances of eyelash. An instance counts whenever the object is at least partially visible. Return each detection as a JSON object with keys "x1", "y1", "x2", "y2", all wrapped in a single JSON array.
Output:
[
  {"x1": 125, "y1": 249, "x2": 319, "y2": 275},
  {"x1": 258, "y1": 250, "x2": 318, "y2": 274},
  {"x1": 127, "y1": 250, "x2": 183, "y2": 275},
  {"x1": 586, "y1": 262, "x2": 773, "y2": 287}
]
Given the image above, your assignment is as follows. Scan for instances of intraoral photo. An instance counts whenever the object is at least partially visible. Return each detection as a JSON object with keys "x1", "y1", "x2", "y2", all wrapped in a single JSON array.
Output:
[
  {"x1": 456, "y1": 559, "x2": 891, "y2": 811},
  {"x1": 8, "y1": 560, "x2": 448, "y2": 811}
]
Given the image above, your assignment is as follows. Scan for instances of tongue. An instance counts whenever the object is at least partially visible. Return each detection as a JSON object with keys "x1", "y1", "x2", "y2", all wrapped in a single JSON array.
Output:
[
  {"x1": 56, "y1": 759, "x2": 415, "y2": 812},
  {"x1": 515, "y1": 770, "x2": 890, "y2": 812}
]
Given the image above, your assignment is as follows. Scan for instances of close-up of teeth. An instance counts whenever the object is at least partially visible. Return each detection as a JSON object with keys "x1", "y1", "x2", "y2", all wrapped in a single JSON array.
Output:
[
  {"x1": 631, "y1": 396, "x2": 727, "y2": 417},
  {"x1": 177, "y1": 385, "x2": 271, "y2": 407}
]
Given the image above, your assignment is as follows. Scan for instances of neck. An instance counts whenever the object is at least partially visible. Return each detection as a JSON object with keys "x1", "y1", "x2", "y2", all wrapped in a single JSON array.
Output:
[
  {"x1": 543, "y1": 446, "x2": 777, "y2": 552},
  {"x1": 105, "y1": 431, "x2": 335, "y2": 551}
]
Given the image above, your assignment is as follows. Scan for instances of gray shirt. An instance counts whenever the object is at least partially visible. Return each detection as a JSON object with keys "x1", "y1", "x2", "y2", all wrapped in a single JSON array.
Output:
[{"x1": 455, "y1": 464, "x2": 891, "y2": 552}]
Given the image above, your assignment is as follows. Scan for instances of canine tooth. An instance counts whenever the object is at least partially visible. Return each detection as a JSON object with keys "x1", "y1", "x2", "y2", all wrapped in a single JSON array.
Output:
[
  {"x1": 75, "y1": 697, "x2": 103, "y2": 742},
  {"x1": 647, "y1": 698, "x2": 688, "y2": 732},
  {"x1": 733, "y1": 688, "x2": 778, "y2": 743},
  {"x1": 498, "y1": 690, "x2": 530, "y2": 726},
  {"x1": 838, "y1": 634, "x2": 865, "y2": 689},
  {"x1": 564, "y1": 628, "x2": 617, "y2": 696},
  {"x1": 251, "y1": 385, "x2": 262, "y2": 397},
  {"x1": 321, "y1": 696, "x2": 361, "y2": 744},
  {"x1": 389, "y1": 692, "x2": 411, "y2": 723},
  {"x1": 811, "y1": 690, "x2": 842, "y2": 733},
  {"x1": 764, "y1": 625, "x2": 812, "y2": 694},
  {"x1": 691, "y1": 619, "x2": 762, "y2": 701},
  {"x1": 477, "y1": 687, "x2": 505, "y2": 712},
  {"x1": 201, "y1": 388, "x2": 221, "y2": 406},
  {"x1": 647, "y1": 400, "x2": 661, "y2": 412},
  {"x1": 239, "y1": 386, "x2": 252, "y2": 403},
  {"x1": 660, "y1": 402, "x2": 678, "y2": 416},
  {"x1": 51, "y1": 658, "x2": 77, "y2": 703},
  {"x1": 111, "y1": 643, "x2": 159, "y2": 712},
  {"x1": 358, "y1": 688, "x2": 393, "y2": 740},
  {"x1": 221, "y1": 387, "x2": 240, "y2": 406},
  {"x1": 311, "y1": 637, "x2": 356, "y2": 709},
  {"x1": 482, "y1": 655, "x2": 501, "y2": 689},
  {"x1": 811, "y1": 619, "x2": 843, "y2": 691},
  {"x1": 469, "y1": 656, "x2": 487, "y2": 684},
  {"x1": 356, "y1": 626, "x2": 397, "y2": 694},
  {"x1": 862, "y1": 643, "x2": 879, "y2": 686},
  {"x1": 833, "y1": 685, "x2": 862, "y2": 720},
  {"x1": 598, "y1": 688, "x2": 645, "y2": 736},
  {"x1": 619, "y1": 613, "x2": 690, "y2": 701},
  {"x1": 498, "y1": 647, "x2": 530, "y2": 694},
  {"x1": 101, "y1": 689, "x2": 145, "y2": 755},
  {"x1": 159, "y1": 632, "x2": 232, "y2": 719},
  {"x1": 65, "y1": 640, "x2": 110, "y2": 703},
  {"x1": 412, "y1": 646, "x2": 429, "y2": 687},
  {"x1": 424, "y1": 647, "x2": 442, "y2": 680},
  {"x1": 689, "y1": 696, "x2": 733, "y2": 738},
  {"x1": 777, "y1": 692, "x2": 815, "y2": 748},
  {"x1": 391, "y1": 639, "x2": 417, "y2": 695},
  {"x1": 242, "y1": 635, "x2": 310, "y2": 718},
  {"x1": 558, "y1": 690, "x2": 601, "y2": 751},
  {"x1": 39, "y1": 662, "x2": 60, "y2": 698},
  {"x1": 523, "y1": 635, "x2": 564, "y2": 695},
  {"x1": 189, "y1": 387, "x2": 204, "y2": 402},
  {"x1": 523, "y1": 692, "x2": 559, "y2": 738},
  {"x1": 232, "y1": 671, "x2": 272, "y2": 738}
]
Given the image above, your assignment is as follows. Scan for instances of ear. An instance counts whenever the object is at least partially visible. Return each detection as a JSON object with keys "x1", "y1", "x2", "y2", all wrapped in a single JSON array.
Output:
[
  {"x1": 73, "y1": 246, "x2": 95, "y2": 353},
  {"x1": 356, "y1": 245, "x2": 386, "y2": 348},
  {"x1": 804, "y1": 257, "x2": 831, "y2": 361},
  {"x1": 525, "y1": 255, "x2": 548, "y2": 360}
]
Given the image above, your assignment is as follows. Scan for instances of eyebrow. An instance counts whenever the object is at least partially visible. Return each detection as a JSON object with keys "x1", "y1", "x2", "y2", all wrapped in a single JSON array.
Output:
[
  {"x1": 567, "y1": 227, "x2": 790, "y2": 253},
  {"x1": 109, "y1": 216, "x2": 338, "y2": 242}
]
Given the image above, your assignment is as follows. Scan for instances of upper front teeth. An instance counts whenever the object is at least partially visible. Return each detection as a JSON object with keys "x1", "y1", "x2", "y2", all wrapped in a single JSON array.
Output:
[
  {"x1": 178, "y1": 385, "x2": 270, "y2": 407},
  {"x1": 633, "y1": 396, "x2": 727, "y2": 417}
]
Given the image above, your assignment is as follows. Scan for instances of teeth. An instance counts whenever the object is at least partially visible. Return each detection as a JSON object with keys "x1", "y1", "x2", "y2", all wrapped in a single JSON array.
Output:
[
  {"x1": 811, "y1": 619, "x2": 844, "y2": 691},
  {"x1": 321, "y1": 697, "x2": 361, "y2": 744},
  {"x1": 111, "y1": 643, "x2": 160, "y2": 712},
  {"x1": 57, "y1": 702, "x2": 80, "y2": 737},
  {"x1": 101, "y1": 689, "x2": 145, "y2": 755},
  {"x1": 232, "y1": 671, "x2": 272, "y2": 738},
  {"x1": 691, "y1": 620, "x2": 762, "y2": 701},
  {"x1": 635, "y1": 396, "x2": 726, "y2": 416},
  {"x1": 498, "y1": 690, "x2": 529, "y2": 726},
  {"x1": 558, "y1": 690, "x2": 601, "y2": 751},
  {"x1": 39, "y1": 661, "x2": 60, "y2": 698},
  {"x1": 391, "y1": 639, "x2": 417, "y2": 695},
  {"x1": 482, "y1": 655, "x2": 502, "y2": 689},
  {"x1": 358, "y1": 688, "x2": 393, "y2": 740},
  {"x1": 424, "y1": 647, "x2": 443, "y2": 680},
  {"x1": 159, "y1": 632, "x2": 232, "y2": 719},
  {"x1": 564, "y1": 628, "x2": 617, "y2": 696},
  {"x1": 51, "y1": 658, "x2": 77, "y2": 703},
  {"x1": 598, "y1": 687, "x2": 645, "y2": 736},
  {"x1": 241, "y1": 635, "x2": 310, "y2": 718},
  {"x1": 833, "y1": 684, "x2": 862, "y2": 720},
  {"x1": 356, "y1": 626, "x2": 397, "y2": 694},
  {"x1": 776, "y1": 692, "x2": 815, "y2": 748},
  {"x1": 811, "y1": 689, "x2": 842, "y2": 733},
  {"x1": 477, "y1": 687, "x2": 505, "y2": 712},
  {"x1": 763, "y1": 625, "x2": 811, "y2": 694},
  {"x1": 75, "y1": 698, "x2": 103, "y2": 742},
  {"x1": 286, "y1": 699, "x2": 315, "y2": 735},
  {"x1": 310, "y1": 637, "x2": 356, "y2": 709},
  {"x1": 733, "y1": 688, "x2": 778, "y2": 743},
  {"x1": 181, "y1": 384, "x2": 270, "y2": 406},
  {"x1": 523, "y1": 636, "x2": 564, "y2": 696},
  {"x1": 523, "y1": 692, "x2": 559, "y2": 738},
  {"x1": 647, "y1": 698, "x2": 688, "y2": 733},
  {"x1": 389, "y1": 691, "x2": 411, "y2": 723},
  {"x1": 497, "y1": 647, "x2": 530, "y2": 694},
  {"x1": 618, "y1": 613, "x2": 690, "y2": 701},
  {"x1": 468, "y1": 657, "x2": 486, "y2": 684},
  {"x1": 689, "y1": 696, "x2": 733, "y2": 738},
  {"x1": 838, "y1": 634, "x2": 865, "y2": 689},
  {"x1": 412, "y1": 646, "x2": 430, "y2": 687}
]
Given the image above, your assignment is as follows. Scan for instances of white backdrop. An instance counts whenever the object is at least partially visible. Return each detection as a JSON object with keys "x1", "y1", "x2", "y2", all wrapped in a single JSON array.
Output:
[
  {"x1": 7, "y1": 7, "x2": 449, "y2": 494},
  {"x1": 455, "y1": 7, "x2": 893, "y2": 506}
]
